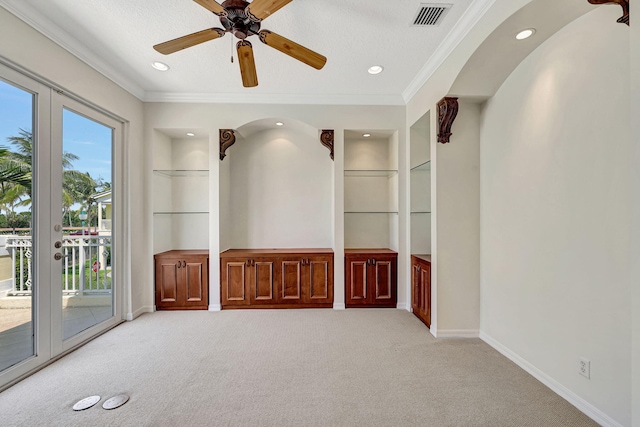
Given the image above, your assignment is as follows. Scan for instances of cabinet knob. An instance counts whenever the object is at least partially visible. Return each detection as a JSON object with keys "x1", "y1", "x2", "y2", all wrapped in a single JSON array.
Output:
[{"x1": 183, "y1": 260, "x2": 186, "y2": 268}]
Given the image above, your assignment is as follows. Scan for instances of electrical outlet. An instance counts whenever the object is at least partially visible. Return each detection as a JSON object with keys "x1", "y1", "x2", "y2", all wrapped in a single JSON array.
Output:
[{"x1": 579, "y1": 357, "x2": 590, "y2": 379}]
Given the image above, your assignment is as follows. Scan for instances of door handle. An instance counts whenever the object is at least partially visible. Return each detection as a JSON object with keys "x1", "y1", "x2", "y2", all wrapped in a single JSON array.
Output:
[
  {"x1": 54, "y1": 252, "x2": 71, "y2": 261},
  {"x1": 182, "y1": 260, "x2": 186, "y2": 268},
  {"x1": 372, "y1": 259, "x2": 376, "y2": 265}
]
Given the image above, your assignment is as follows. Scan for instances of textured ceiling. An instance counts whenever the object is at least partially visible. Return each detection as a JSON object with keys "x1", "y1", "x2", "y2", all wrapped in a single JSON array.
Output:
[{"x1": 1, "y1": 0, "x2": 476, "y2": 103}]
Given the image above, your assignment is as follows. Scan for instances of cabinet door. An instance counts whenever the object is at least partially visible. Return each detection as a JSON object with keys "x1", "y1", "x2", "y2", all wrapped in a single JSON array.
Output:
[
  {"x1": 371, "y1": 256, "x2": 396, "y2": 306},
  {"x1": 221, "y1": 258, "x2": 250, "y2": 306},
  {"x1": 345, "y1": 256, "x2": 369, "y2": 306},
  {"x1": 251, "y1": 258, "x2": 277, "y2": 305},
  {"x1": 420, "y1": 261, "x2": 431, "y2": 327},
  {"x1": 305, "y1": 256, "x2": 333, "y2": 304},
  {"x1": 155, "y1": 258, "x2": 181, "y2": 308},
  {"x1": 280, "y1": 258, "x2": 304, "y2": 302},
  {"x1": 183, "y1": 257, "x2": 208, "y2": 308},
  {"x1": 412, "y1": 261, "x2": 421, "y2": 313}
]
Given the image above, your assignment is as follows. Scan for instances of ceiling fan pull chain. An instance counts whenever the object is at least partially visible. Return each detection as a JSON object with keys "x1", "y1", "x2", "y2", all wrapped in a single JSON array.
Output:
[{"x1": 230, "y1": 36, "x2": 234, "y2": 63}]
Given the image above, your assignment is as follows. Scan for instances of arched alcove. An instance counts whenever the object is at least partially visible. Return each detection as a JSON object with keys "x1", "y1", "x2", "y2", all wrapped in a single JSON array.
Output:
[
  {"x1": 219, "y1": 118, "x2": 333, "y2": 250},
  {"x1": 450, "y1": 0, "x2": 594, "y2": 100}
]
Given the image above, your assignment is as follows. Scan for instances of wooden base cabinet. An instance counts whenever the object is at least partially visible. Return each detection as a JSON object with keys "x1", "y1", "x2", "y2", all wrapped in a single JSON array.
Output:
[
  {"x1": 411, "y1": 255, "x2": 431, "y2": 327},
  {"x1": 155, "y1": 250, "x2": 209, "y2": 310},
  {"x1": 345, "y1": 249, "x2": 397, "y2": 308},
  {"x1": 220, "y1": 249, "x2": 334, "y2": 309}
]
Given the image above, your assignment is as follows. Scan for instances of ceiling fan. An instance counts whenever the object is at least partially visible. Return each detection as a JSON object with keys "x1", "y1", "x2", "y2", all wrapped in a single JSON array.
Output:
[{"x1": 153, "y1": 0, "x2": 327, "y2": 87}]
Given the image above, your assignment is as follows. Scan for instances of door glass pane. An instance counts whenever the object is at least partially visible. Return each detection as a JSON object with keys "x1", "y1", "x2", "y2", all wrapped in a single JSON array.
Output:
[
  {"x1": 0, "y1": 79, "x2": 35, "y2": 372},
  {"x1": 61, "y1": 109, "x2": 113, "y2": 341}
]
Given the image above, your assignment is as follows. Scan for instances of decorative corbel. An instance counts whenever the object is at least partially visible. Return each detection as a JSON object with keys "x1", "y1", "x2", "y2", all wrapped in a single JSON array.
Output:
[
  {"x1": 588, "y1": 0, "x2": 629, "y2": 25},
  {"x1": 219, "y1": 129, "x2": 236, "y2": 161},
  {"x1": 320, "y1": 130, "x2": 335, "y2": 160},
  {"x1": 437, "y1": 97, "x2": 459, "y2": 144}
]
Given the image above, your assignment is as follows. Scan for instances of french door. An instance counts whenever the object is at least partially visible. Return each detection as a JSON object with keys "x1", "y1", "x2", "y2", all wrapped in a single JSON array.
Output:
[{"x1": 0, "y1": 63, "x2": 123, "y2": 389}]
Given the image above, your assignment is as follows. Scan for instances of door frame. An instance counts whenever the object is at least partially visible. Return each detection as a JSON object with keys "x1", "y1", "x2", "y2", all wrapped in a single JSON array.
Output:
[
  {"x1": 50, "y1": 94, "x2": 124, "y2": 356},
  {"x1": 0, "y1": 61, "x2": 127, "y2": 390}
]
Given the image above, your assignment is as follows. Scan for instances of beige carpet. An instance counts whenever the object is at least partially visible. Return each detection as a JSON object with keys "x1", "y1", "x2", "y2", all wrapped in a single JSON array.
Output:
[{"x1": 0, "y1": 309, "x2": 598, "y2": 426}]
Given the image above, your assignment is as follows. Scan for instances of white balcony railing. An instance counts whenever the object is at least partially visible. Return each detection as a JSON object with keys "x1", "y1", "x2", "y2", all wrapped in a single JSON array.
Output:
[{"x1": 5, "y1": 234, "x2": 112, "y2": 296}]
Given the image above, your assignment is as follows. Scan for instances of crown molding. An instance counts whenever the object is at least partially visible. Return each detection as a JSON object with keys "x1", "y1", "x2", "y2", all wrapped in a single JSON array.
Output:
[
  {"x1": 0, "y1": 0, "x2": 146, "y2": 100},
  {"x1": 402, "y1": 0, "x2": 497, "y2": 103},
  {"x1": 143, "y1": 91, "x2": 406, "y2": 106}
]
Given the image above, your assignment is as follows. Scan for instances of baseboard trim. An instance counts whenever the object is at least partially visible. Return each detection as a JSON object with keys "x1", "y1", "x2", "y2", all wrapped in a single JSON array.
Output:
[
  {"x1": 396, "y1": 303, "x2": 410, "y2": 311},
  {"x1": 479, "y1": 331, "x2": 623, "y2": 427},
  {"x1": 436, "y1": 329, "x2": 479, "y2": 338},
  {"x1": 333, "y1": 303, "x2": 346, "y2": 310},
  {"x1": 208, "y1": 304, "x2": 222, "y2": 312},
  {"x1": 126, "y1": 305, "x2": 153, "y2": 321}
]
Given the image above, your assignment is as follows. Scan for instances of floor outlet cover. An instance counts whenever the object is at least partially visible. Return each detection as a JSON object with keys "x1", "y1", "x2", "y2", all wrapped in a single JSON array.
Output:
[
  {"x1": 102, "y1": 394, "x2": 129, "y2": 410},
  {"x1": 72, "y1": 395, "x2": 101, "y2": 411}
]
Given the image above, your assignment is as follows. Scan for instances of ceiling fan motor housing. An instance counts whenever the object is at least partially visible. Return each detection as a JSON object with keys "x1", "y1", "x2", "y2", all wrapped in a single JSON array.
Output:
[{"x1": 220, "y1": 0, "x2": 260, "y2": 39}]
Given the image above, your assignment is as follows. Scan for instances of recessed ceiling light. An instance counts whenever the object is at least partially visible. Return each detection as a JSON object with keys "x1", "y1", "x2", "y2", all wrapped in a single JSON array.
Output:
[
  {"x1": 275, "y1": 122, "x2": 284, "y2": 126},
  {"x1": 515, "y1": 28, "x2": 536, "y2": 40},
  {"x1": 186, "y1": 132, "x2": 195, "y2": 137},
  {"x1": 152, "y1": 61, "x2": 170, "y2": 71},
  {"x1": 368, "y1": 66, "x2": 384, "y2": 75},
  {"x1": 363, "y1": 133, "x2": 371, "y2": 138}
]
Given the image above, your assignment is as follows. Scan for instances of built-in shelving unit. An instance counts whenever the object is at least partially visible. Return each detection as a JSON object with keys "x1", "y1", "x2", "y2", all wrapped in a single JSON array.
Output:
[
  {"x1": 410, "y1": 113, "x2": 431, "y2": 260},
  {"x1": 153, "y1": 133, "x2": 209, "y2": 254},
  {"x1": 344, "y1": 131, "x2": 399, "y2": 250}
]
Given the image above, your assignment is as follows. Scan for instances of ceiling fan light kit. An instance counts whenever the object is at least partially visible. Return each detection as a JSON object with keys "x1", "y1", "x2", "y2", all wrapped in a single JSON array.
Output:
[{"x1": 154, "y1": 0, "x2": 327, "y2": 87}]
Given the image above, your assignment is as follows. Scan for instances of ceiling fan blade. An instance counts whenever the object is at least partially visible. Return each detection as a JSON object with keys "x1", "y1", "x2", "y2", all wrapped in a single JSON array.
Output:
[
  {"x1": 154, "y1": 28, "x2": 226, "y2": 55},
  {"x1": 237, "y1": 40, "x2": 258, "y2": 87},
  {"x1": 193, "y1": 0, "x2": 227, "y2": 16},
  {"x1": 258, "y1": 30, "x2": 326, "y2": 70},
  {"x1": 246, "y1": 0, "x2": 293, "y2": 21}
]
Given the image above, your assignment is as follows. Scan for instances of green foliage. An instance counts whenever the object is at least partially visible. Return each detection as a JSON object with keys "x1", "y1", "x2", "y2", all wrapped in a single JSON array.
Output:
[{"x1": 0, "y1": 129, "x2": 111, "y2": 228}]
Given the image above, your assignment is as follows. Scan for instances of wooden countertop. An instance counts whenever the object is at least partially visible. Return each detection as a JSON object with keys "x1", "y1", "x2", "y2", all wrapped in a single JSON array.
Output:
[
  {"x1": 221, "y1": 248, "x2": 334, "y2": 257},
  {"x1": 412, "y1": 254, "x2": 431, "y2": 263},
  {"x1": 345, "y1": 248, "x2": 397, "y2": 255},
  {"x1": 155, "y1": 249, "x2": 209, "y2": 258}
]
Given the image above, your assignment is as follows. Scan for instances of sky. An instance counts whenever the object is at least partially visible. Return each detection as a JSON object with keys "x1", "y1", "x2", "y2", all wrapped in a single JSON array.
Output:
[{"x1": 0, "y1": 79, "x2": 112, "y2": 205}]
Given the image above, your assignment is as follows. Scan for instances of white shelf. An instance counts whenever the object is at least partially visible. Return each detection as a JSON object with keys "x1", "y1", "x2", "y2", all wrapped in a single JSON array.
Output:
[
  {"x1": 153, "y1": 212, "x2": 209, "y2": 215},
  {"x1": 345, "y1": 211, "x2": 398, "y2": 214},
  {"x1": 153, "y1": 170, "x2": 209, "y2": 177},
  {"x1": 410, "y1": 161, "x2": 431, "y2": 172},
  {"x1": 344, "y1": 169, "x2": 398, "y2": 178}
]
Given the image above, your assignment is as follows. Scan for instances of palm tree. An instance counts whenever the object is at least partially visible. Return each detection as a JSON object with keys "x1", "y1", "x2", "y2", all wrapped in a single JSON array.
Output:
[
  {"x1": 6, "y1": 128, "x2": 80, "y2": 203},
  {"x1": 1, "y1": 128, "x2": 105, "y2": 230}
]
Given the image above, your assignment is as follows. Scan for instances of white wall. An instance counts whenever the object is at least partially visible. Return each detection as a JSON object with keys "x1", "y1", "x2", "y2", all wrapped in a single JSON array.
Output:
[
  {"x1": 480, "y1": 7, "x2": 630, "y2": 426},
  {"x1": 0, "y1": 8, "x2": 146, "y2": 318},
  {"x1": 228, "y1": 127, "x2": 333, "y2": 248},
  {"x1": 435, "y1": 101, "x2": 480, "y2": 335},
  {"x1": 631, "y1": 2, "x2": 640, "y2": 425}
]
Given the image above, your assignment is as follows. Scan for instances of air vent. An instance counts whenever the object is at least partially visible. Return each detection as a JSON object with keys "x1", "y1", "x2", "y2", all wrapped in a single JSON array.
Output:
[{"x1": 412, "y1": 3, "x2": 452, "y2": 26}]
